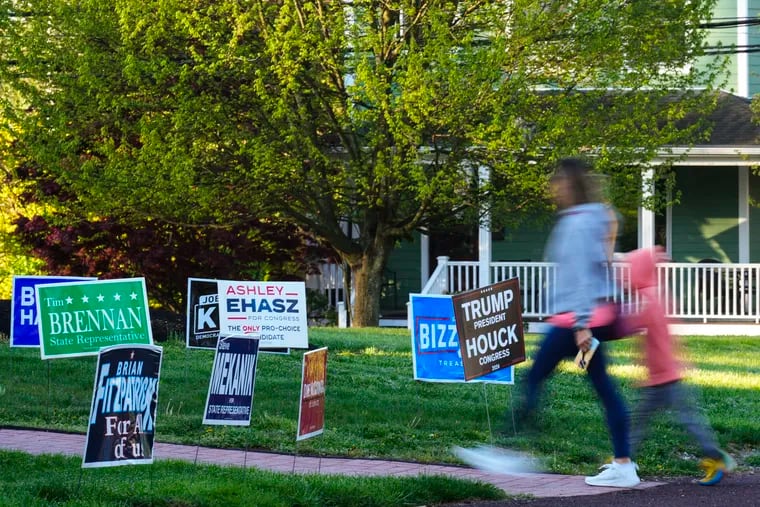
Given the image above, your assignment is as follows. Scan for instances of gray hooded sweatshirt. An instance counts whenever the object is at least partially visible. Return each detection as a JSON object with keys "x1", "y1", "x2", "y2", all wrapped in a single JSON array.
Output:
[{"x1": 543, "y1": 202, "x2": 613, "y2": 328}]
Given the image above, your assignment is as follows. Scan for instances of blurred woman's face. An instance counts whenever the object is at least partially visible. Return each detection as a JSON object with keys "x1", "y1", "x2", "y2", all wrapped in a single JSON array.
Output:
[{"x1": 550, "y1": 176, "x2": 572, "y2": 209}]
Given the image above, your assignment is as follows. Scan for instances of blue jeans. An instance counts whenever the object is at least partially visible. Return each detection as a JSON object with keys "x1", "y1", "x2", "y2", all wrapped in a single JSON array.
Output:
[{"x1": 524, "y1": 324, "x2": 631, "y2": 458}]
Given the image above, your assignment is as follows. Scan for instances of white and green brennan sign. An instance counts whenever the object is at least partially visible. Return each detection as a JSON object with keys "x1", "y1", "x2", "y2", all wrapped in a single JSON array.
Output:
[{"x1": 36, "y1": 278, "x2": 153, "y2": 359}]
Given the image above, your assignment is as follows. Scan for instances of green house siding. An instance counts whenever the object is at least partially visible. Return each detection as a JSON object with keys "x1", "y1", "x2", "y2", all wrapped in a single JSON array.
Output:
[
  {"x1": 750, "y1": 172, "x2": 760, "y2": 262},
  {"x1": 700, "y1": 0, "x2": 739, "y2": 92},
  {"x1": 671, "y1": 166, "x2": 739, "y2": 262},
  {"x1": 382, "y1": 233, "x2": 421, "y2": 312},
  {"x1": 751, "y1": 0, "x2": 760, "y2": 96},
  {"x1": 699, "y1": 0, "x2": 760, "y2": 96},
  {"x1": 492, "y1": 222, "x2": 552, "y2": 262}
]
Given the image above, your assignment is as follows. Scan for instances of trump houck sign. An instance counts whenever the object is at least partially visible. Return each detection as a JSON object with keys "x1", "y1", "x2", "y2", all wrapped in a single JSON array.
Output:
[
  {"x1": 452, "y1": 278, "x2": 525, "y2": 381},
  {"x1": 36, "y1": 278, "x2": 153, "y2": 359}
]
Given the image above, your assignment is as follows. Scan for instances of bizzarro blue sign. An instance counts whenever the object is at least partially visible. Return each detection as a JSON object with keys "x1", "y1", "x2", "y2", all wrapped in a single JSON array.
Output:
[{"x1": 409, "y1": 294, "x2": 513, "y2": 384}]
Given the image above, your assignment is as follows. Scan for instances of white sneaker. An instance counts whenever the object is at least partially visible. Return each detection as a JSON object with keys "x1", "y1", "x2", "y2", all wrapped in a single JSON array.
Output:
[
  {"x1": 451, "y1": 445, "x2": 542, "y2": 475},
  {"x1": 584, "y1": 461, "x2": 640, "y2": 488}
]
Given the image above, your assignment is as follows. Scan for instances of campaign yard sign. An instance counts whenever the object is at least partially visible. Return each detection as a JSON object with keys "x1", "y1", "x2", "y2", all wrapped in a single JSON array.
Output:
[
  {"x1": 217, "y1": 280, "x2": 308, "y2": 349},
  {"x1": 11, "y1": 275, "x2": 95, "y2": 347},
  {"x1": 186, "y1": 278, "x2": 289, "y2": 353},
  {"x1": 36, "y1": 278, "x2": 153, "y2": 359},
  {"x1": 203, "y1": 335, "x2": 260, "y2": 426},
  {"x1": 452, "y1": 278, "x2": 526, "y2": 381},
  {"x1": 297, "y1": 347, "x2": 328, "y2": 441},
  {"x1": 83, "y1": 344, "x2": 162, "y2": 468},
  {"x1": 186, "y1": 278, "x2": 221, "y2": 349},
  {"x1": 410, "y1": 294, "x2": 513, "y2": 384}
]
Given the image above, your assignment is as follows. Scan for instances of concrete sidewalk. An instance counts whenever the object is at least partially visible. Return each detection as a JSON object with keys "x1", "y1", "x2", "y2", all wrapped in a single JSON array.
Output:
[{"x1": 0, "y1": 428, "x2": 663, "y2": 499}]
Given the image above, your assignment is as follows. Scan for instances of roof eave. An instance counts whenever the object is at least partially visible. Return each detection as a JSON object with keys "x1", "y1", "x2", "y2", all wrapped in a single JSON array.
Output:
[{"x1": 655, "y1": 146, "x2": 760, "y2": 166}]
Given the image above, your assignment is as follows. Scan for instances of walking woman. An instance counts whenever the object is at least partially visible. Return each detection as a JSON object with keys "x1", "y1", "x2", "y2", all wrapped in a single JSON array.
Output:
[{"x1": 519, "y1": 157, "x2": 639, "y2": 488}]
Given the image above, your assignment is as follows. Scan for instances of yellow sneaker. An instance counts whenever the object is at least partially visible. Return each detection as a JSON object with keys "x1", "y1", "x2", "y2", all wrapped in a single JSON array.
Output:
[{"x1": 698, "y1": 457, "x2": 725, "y2": 486}]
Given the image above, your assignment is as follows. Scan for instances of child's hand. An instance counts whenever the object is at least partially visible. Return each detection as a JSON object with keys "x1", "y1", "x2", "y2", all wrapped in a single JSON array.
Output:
[{"x1": 574, "y1": 327, "x2": 592, "y2": 351}]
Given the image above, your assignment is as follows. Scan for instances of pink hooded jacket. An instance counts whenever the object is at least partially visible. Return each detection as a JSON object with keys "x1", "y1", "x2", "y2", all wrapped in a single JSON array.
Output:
[{"x1": 626, "y1": 247, "x2": 682, "y2": 387}]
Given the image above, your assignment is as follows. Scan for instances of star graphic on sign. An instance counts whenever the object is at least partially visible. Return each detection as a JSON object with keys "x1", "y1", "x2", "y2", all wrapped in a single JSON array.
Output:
[
  {"x1": 65, "y1": 296, "x2": 73, "y2": 304},
  {"x1": 130, "y1": 292, "x2": 138, "y2": 300},
  {"x1": 97, "y1": 294, "x2": 105, "y2": 302},
  {"x1": 113, "y1": 293, "x2": 121, "y2": 301},
  {"x1": 81, "y1": 295, "x2": 89, "y2": 303},
  {"x1": 130, "y1": 351, "x2": 135, "y2": 360}
]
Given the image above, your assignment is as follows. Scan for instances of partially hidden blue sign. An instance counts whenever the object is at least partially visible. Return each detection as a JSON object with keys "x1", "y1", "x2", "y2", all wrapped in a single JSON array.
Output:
[
  {"x1": 11, "y1": 275, "x2": 96, "y2": 347},
  {"x1": 410, "y1": 294, "x2": 513, "y2": 384}
]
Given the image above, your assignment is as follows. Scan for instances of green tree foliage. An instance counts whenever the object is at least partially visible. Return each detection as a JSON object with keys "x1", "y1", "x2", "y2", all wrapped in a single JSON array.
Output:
[
  {"x1": 0, "y1": 187, "x2": 45, "y2": 298},
  {"x1": 0, "y1": 73, "x2": 46, "y2": 297},
  {"x1": 1, "y1": 1, "x2": 722, "y2": 325},
  {"x1": 1, "y1": 0, "x2": 333, "y2": 307},
  {"x1": 13, "y1": 212, "x2": 329, "y2": 312}
]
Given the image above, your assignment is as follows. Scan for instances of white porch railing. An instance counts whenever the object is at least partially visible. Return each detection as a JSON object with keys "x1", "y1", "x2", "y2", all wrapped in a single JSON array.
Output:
[
  {"x1": 306, "y1": 262, "x2": 344, "y2": 307},
  {"x1": 423, "y1": 257, "x2": 760, "y2": 324}
]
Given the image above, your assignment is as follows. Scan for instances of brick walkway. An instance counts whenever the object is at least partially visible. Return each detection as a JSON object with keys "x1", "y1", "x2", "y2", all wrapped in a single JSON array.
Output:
[{"x1": 0, "y1": 428, "x2": 663, "y2": 498}]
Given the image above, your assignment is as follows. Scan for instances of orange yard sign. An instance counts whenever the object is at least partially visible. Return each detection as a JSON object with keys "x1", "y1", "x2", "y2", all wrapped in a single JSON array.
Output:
[{"x1": 297, "y1": 347, "x2": 328, "y2": 441}]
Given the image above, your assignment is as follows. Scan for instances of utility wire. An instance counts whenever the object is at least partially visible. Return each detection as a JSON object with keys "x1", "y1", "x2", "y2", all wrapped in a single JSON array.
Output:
[
  {"x1": 703, "y1": 45, "x2": 760, "y2": 55},
  {"x1": 699, "y1": 17, "x2": 760, "y2": 29}
]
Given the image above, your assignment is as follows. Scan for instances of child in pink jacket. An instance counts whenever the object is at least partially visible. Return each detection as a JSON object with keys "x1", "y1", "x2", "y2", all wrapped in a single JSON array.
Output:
[{"x1": 625, "y1": 247, "x2": 736, "y2": 485}]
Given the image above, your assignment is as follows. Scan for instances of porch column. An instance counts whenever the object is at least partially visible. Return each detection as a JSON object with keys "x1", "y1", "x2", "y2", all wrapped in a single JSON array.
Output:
[
  {"x1": 478, "y1": 165, "x2": 492, "y2": 288},
  {"x1": 738, "y1": 0, "x2": 749, "y2": 97},
  {"x1": 739, "y1": 166, "x2": 749, "y2": 262},
  {"x1": 420, "y1": 233, "x2": 430, "y2": 288},
  {"x1": 479, "y1": 221, "x2": 492, "y2": 288},
  {"x1": 638, "y1": 167, "x2": 655, "y2": 248}
]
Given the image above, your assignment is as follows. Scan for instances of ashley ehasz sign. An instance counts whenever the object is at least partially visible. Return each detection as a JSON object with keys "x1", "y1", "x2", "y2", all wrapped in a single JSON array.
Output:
[
  {"x1": 217, "y1": 280, "x2": 308, "y2": 349},
  {"x1": 452, "y1": 278, "x2": 526, "y2": 381}
]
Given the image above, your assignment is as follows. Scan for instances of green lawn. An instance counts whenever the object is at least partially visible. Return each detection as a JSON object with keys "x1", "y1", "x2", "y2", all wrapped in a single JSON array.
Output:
[
  {"x1": 1, "y1": 328, "x2": 758, "y2": 505},
  {"x1": 0, "y1": 450, "x2": 505, "y2": 507}
]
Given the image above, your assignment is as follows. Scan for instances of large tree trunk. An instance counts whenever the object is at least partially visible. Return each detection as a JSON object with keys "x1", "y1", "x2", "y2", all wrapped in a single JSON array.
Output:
[{"x1": 348, "y1": 238, "x2": 394, "y2": 327}]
